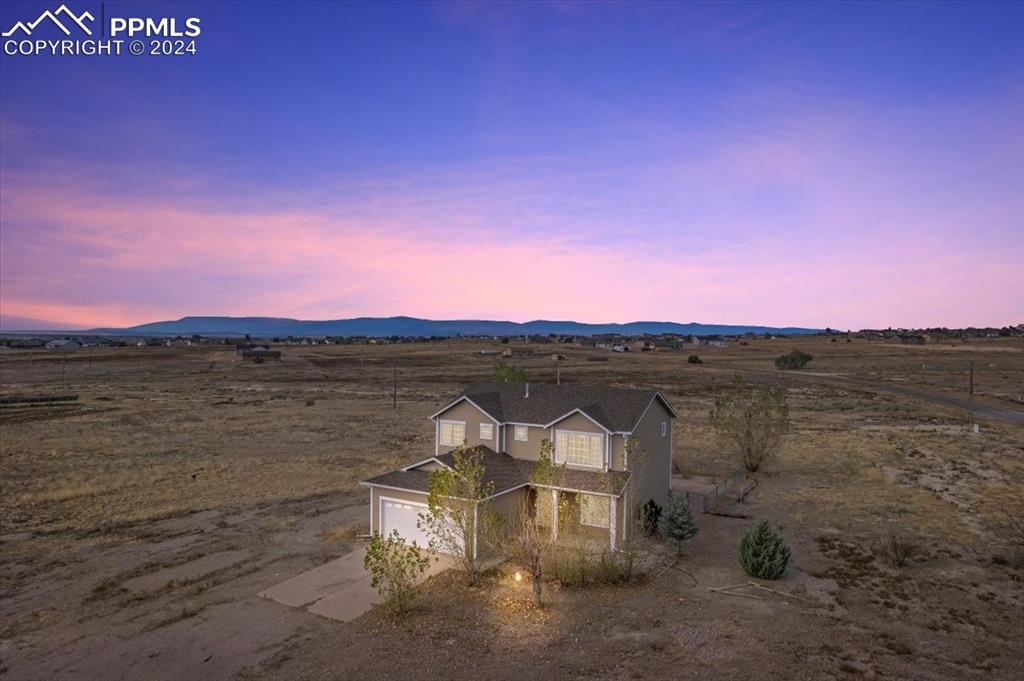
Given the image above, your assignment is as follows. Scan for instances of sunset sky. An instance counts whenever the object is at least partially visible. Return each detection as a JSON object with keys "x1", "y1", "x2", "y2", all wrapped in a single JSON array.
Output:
[{"x1": 1, "y1": 0, "x2": 1021, "y2": 330}]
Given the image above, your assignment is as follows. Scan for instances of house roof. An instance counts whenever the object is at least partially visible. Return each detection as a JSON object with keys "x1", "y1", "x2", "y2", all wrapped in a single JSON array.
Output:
[
  {"x1": 362, "y1": 445, "x2": 631, "y2": 497},
  {"x1": 433, "y1": 383, "x2": 676, "y2": 432}
]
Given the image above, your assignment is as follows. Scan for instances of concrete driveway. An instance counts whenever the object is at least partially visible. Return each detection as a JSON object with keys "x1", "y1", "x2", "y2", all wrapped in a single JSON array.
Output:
[{"x1": 258, "y1": 548, "x2": 453, "y2": 621}]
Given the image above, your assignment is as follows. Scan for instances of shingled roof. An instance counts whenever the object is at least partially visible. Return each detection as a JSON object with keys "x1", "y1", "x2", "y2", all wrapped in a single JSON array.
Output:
[
  {"x1": 362, "y1": 445, "x2": 631, "y2": 496},
  {"x1": 435, "y1": 382, "x2": 676, "y2": 432}
]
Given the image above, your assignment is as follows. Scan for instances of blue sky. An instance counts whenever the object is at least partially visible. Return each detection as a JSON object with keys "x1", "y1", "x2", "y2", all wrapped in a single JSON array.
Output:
[{"x1": 1, "y1": 1, "x2": 1021, "y2": 328}]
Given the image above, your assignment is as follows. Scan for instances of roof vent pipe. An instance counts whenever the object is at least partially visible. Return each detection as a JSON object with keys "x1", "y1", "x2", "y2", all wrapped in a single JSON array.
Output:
[{"x1": 525, "y1": 382, "x2": 530, "y2": 398}]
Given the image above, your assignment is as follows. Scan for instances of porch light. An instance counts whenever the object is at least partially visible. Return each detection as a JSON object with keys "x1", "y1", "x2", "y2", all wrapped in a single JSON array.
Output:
[{"x1": 513, "y1": 571, "x2": 523, "y2": 583}]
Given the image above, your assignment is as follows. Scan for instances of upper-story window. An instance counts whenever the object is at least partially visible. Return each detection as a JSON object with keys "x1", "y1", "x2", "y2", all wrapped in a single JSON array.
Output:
[
  {"x1": 439, "y1": 420, "x2": 465, "y2": 446},
  {"x1": 554, "y1": 430, "x2": 603, "y2": 468},
  {"x1": 479, "y1": 423, "x2": 493, "y2": 440},
  {"x1": 514, "y1": 425, "x2": 528, "y2": 441}
]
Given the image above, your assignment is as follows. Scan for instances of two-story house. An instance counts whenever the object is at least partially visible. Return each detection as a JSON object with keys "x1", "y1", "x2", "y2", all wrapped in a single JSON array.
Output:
[{"x1": 361, "y1": 383, "x2": 677, "y2": 555}]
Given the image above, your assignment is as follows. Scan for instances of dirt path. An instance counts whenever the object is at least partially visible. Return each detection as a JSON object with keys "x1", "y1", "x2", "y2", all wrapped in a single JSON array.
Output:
[{"x1": 733, "y1": 368, "x2": 1024, "y2": 425}]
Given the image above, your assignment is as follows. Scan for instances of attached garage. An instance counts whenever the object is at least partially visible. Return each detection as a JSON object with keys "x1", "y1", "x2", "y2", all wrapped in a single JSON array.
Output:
[{"x1": 379, "y1": 496, "x2": 431, "y2": 548}]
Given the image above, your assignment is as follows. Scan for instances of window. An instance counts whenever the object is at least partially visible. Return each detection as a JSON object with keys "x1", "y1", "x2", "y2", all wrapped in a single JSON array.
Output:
[
  {"x1": 661, "y1": 421, "x2": 667, "y2": 437},
  {"x1": 439, "y1": 420, "x2": 465, "y2": 446},
  {"x1": 514, "y1": 425, "x2": 528, "y2": 442},
  {"x1": 555, "y1": 430, "x2": 603, "y2": 468},
  {"x1": 580, "y1": 494, "x2": 609, "y2": 527},
  {"x1": 479, "y1": 422, "x2": 493, "y2": 440}
]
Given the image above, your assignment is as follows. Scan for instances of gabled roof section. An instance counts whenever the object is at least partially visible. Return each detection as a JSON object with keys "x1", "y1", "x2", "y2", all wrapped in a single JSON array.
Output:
[
  {"x1": 362, "y1": 445, "x2": 631, "y2": 496},
  {"x1": 444, "y1": 383, "x2": 675, "y2": 432}
]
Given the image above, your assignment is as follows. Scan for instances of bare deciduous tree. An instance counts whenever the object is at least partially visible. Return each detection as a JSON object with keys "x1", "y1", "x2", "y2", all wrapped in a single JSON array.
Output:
[
  {"x1": 709, "y1": 377, "x2": 790, "y2": 473},
  {"x1": 505, "y1": 499, "x2": 546, "y2": 607},
  {"x1": 419, "y1": 445, "x2": 501, "y2": 585}
]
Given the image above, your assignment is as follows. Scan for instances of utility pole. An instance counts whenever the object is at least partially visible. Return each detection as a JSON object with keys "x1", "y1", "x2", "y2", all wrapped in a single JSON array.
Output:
[
  {"x1": 393, "y1": 365, "x2": 397, "y2": 410},
  {"x1": 968, "y1": 361, "x2": 974, "y2": 428},
  {"x1": 62, "y1": 352, "x2": 68, "y2": 392}
]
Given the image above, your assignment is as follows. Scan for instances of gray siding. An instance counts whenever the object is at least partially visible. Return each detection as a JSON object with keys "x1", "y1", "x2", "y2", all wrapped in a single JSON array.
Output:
[
  {"x1": 626, "y1": 398, "x2": 673, "y2": 511},
  {"x1": 435, "y1": 400, "x2": 498, "y2": 453}
]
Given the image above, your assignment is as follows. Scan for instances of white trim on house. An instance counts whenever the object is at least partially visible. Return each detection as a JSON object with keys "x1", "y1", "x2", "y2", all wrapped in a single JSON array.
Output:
[
  {"x1": 628, "y1": 393, "x2": 679, "y2": 434},
  {"x1": 609, "y1": 495, "x2": 617, "y2": 549},
  {"x1": 668, "y1": 413, "x2": 674, "y2": 483},
  {"x1": 401, "y1": 456, "x2": 449, "y2": 472},
  {"x1": 543, "y1": 408, "x2": 612, "y2": 433},
  {"x1": 551, "y1": 489, "x2": 559, "y2": 541},
  {"x1": 428, "y1": 396, "x2": 500, "y2": 423},
  {"x1": 531, "y1": 483, "x2": 622, "y2": 498},
  {"x1": 361, "y1": 481, "x2": 430, "y2": 496},
  {"x1": 480, "y1": 482, "x2": 530, "y2": 502}
]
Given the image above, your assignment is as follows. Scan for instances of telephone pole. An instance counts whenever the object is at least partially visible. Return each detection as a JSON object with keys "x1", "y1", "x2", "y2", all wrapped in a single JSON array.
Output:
[
  {"x1": 968, "y1": 361, "x2": 974, "y2": 427},
  {"x1": 393, "y1": 365, "x2": 397, "y2": 410}
]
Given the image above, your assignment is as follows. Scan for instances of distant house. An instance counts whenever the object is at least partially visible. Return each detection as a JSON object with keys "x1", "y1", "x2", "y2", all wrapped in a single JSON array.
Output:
[
  {"x1": 241, "y1": 347, "x2": 281, "y2": 362},
  {"x1": 500, "y1": 348, "x2": 514, "y2": 358},
  {"x1": 236, "y1": 343, "x2": 270, "y2": 355},
  {"x1": 898, "y1": 334, "x2": 928, "y2": 345},
  {"x1": 45, "y1": 339, "x2": 81, "y2": 351},
  {"x1": 612, "y1": 345, "x2": 628, "y2": 353},
  {"x1": 707, "y1": 340, "x2": 727, "y2": 349}
]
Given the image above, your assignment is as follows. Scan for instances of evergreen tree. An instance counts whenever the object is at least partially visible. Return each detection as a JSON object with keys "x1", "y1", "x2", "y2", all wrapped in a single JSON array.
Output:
[
  {"x1": 658, "y1": 494, "x2": 699, "y2": 555},
  {"x1": 739, "y1": 521, "x2": 791, "y2": 580}
]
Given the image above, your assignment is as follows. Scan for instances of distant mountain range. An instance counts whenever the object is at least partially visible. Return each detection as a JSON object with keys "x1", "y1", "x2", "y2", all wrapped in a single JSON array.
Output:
[{"x1": 85, "y1": 316, "x2": 822, "y2": 337}]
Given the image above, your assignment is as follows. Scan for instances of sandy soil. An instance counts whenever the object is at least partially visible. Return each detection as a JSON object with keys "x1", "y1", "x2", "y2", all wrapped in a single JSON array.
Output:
[{"x1": 1, "y1": 338, "x2": 1021, "y2": 680}]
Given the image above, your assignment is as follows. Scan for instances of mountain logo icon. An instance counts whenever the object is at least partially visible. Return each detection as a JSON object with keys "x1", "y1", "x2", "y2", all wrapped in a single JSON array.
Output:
[{"x1": 2, "y1": 4, "x2": 94, "y2": 37}]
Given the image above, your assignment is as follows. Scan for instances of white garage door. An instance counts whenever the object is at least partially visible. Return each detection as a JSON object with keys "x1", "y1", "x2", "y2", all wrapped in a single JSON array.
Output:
[{"x1": 380, "y1": 498, "x2": 431, "y2": 548}]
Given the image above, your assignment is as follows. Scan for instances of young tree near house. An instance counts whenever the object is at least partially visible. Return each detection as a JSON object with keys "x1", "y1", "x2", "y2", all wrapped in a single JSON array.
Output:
[
  {"x1": 658, "y1": 493, "x2": 699, "y2": 556},
  {"x1": 709, "y1": 377, "x2": 790, "y2": 473},
  {"x1": 363, "y1": 530, "x2": 431, "y2": 613},
  {"x1": 505, "y1": 499, "x2": 547, "y2": 607},
  {"x1": 419, "y1": 445, "x2": 500, "y2": 585}
]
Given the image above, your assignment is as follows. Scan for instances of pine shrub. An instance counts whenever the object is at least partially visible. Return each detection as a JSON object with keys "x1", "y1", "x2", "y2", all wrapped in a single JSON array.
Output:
[
  {"x1": 639, "y1": 499, "x2": 662, "y2": 536},
  {"x1": 658, "y1": 494, "x2": 699, "y2": 555},
  {"x1": 739, "y1": 521, "x2": 790, "y2": 580}
]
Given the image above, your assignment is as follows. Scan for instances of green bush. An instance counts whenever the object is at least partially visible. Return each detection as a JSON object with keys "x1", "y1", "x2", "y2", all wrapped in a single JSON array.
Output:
[
  {"x1": 364, "y1": 530, "x2": 431, "y2": 612},
  {"x1": 687, "y1": 355, "x2": 702, "y2": 364},
  {"x1": 658, "y1": 494, "x2": 699, "y2": 555},
  {"x1": 739, "y1": 521, "x2": 791, "y2": 580},
  {"x1": 774, "y1": 349, "x2": 812, "y2": 370},
  {"x1": 494, "y1": 361, "x2": 529, "y2": 384},
  {"x1": 639, "y1": 499, "x2": 662, "y2": 536}
]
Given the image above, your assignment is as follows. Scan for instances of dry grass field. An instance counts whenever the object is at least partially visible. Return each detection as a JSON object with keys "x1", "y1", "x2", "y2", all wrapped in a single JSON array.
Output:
[{"x1": 1, "y1": 337, "x2": 1022, "y2": 680}]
